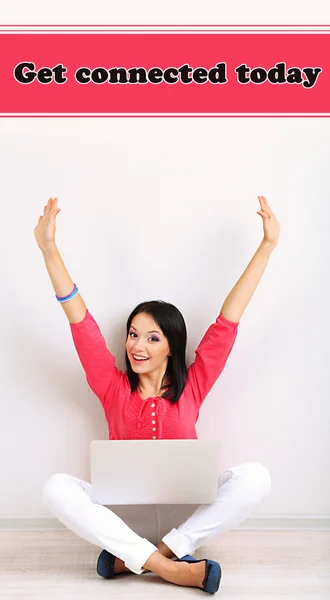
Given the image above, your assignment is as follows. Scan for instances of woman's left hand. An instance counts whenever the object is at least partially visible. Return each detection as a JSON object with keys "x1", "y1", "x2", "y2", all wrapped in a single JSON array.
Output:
[{"x1": 257, "y1": 196, "x2": 281, "y2": 248}]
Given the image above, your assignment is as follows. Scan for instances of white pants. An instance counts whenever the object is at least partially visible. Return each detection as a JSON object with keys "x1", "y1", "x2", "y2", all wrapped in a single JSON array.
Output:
[{"x1": 42, "y1": 461, "x2": 271, "y2": 575}]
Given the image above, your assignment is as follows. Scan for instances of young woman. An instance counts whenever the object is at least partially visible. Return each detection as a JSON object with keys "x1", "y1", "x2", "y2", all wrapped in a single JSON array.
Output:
[{"x1": 35, "y1": 196, "x2": 280, "y2": 594}]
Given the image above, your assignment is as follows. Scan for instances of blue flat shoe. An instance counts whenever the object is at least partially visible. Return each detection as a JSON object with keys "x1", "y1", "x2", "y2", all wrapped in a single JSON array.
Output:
[
  {"x1": 175, "y1": 554, "x2": 222, "y2": 594},
  {"x1": 97, "y1": 549, "x2": 116, "y2": 578},
  {"x1": 97, "y1": 550, "x2": 150, "y2": 578}
]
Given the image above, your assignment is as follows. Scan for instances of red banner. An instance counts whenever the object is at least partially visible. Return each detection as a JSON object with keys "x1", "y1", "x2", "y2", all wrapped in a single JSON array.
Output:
[{"x1": 0, "y1": 29, "x2": 329, "y2": 115}]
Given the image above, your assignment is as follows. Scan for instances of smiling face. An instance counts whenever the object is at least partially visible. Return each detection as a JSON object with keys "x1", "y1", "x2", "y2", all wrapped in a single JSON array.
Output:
[{"x1": 125, "y1": 312, "x2": 171, "y2": 374}]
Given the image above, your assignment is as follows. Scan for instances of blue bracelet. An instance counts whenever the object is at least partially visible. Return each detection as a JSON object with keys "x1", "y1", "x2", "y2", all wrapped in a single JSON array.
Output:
[
  {"x1": 56, "y1": 284, "x2": 79, "y2": 303},
  {"x1": 56, "y1": 286, "x2": 79, "y2": 303},
  {"x1": 55, "y1": 284, "x2": 76, "y2": 301}
]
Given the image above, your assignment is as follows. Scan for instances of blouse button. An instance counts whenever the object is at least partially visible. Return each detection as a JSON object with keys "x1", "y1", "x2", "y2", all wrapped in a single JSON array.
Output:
[
  {"x1": 152, "y1": 420, "x2": 156, "y2": 424},
  {"x1": 151, "y1": 403, "x2": 155, "y2": 407},
  {"x1": 152, "y1": 427, "x2": 156, "y2": 431},
  {"x1": 151, "y1": 412, "x2": 155, "y2": 416},
  {"x1": 152, "y1": 436, "x2": 157, "y2": 439}
]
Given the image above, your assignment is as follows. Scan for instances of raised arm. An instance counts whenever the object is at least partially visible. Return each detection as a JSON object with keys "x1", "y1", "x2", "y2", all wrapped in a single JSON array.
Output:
[
  {"x1": 34, "y1": 197, "x2": 86, "y2": 324},
  {"x1": 220, "y1": 196, "x2": 280, "y2": 323},
  {"x1": 187, "y1": 196, "x2": 280, "y2": 410},
  {"x1": 34, "y1": 197, "x2": 122, "y2": 408}
]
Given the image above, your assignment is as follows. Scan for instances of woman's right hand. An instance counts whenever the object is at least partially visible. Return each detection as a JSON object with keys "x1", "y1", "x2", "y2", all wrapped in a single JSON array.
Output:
[{"x1": 34, "y1": 197, "x2": 61, "y2": 251}]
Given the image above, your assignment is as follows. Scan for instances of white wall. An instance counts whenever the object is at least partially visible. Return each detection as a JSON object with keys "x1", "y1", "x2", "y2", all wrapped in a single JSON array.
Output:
[
  {"x1": 0, "y1": 116, "x2": 329, "y2": 518},
  {"x1": 0, "y1": 0, "x2": 329, "y2": 519}
]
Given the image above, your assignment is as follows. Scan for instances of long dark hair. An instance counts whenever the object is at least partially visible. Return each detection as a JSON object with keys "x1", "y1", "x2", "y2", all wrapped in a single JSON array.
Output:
[{"x1": 125, "y1": 300, "x2": 188, "y2": 404}]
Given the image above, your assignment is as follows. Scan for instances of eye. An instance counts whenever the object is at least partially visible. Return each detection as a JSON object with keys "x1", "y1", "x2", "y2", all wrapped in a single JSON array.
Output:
[{"x1": 128, "y1": 331, "x2": 159, "y2": 342}]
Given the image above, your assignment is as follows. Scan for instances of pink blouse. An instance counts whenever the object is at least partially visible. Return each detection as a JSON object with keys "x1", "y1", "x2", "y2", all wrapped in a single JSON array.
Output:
[{"x1": 70, "y1": 310, "x2": 239, "y2": 440}]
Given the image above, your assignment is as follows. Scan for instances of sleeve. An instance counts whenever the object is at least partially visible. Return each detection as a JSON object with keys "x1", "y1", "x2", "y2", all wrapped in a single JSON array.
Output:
[
  {"x1": 186, "y1": 312, "x2": 239, "y2": 409},
  {"x1": 69, "y1": 309, "x2": 123, "y2": 410}
]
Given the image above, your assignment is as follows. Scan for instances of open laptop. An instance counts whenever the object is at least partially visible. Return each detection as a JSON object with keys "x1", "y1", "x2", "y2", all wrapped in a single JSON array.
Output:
[{"x1": 90, "y1": 439, "x2": 221, "y2": 505}]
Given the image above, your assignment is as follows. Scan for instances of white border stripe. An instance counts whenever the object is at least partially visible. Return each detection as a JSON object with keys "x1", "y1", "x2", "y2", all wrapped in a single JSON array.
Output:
[
  {"x1": 1, "y1": 25, "x2": 330, "y2": 30},
  {"x1": 2, "y1": 113, "x2": 330, "y2": 117},
  {"x1": 1, "y1": 31, "x2": 330, "y2": 35}
]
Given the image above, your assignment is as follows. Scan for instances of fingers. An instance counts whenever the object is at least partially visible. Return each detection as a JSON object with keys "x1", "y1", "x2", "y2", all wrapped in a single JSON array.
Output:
[
  {"x1": 43, "y1": 197, "x2": 58, "y2": 217},
  {"x1": 257, "y1": 196, "x2": 272, "y2": 218},
  {"x1": 43, "y1": 198, "x2": 52, "y2": 216}
]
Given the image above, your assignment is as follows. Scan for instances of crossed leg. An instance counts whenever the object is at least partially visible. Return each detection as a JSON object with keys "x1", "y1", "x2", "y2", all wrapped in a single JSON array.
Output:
[
  {"x1": 42, "y1": 473, "x2": 211, "y2": 588},
  {"x1": 108, "y1": 462, "x2": 272, "y2": 574},
  {"x1": 43, "y1": 462, "x2": 271, "y2": 579}
]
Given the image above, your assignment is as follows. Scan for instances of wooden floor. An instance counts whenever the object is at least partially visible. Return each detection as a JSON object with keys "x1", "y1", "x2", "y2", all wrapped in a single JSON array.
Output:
[{"x1": 1, "y1": 530, "x2": 329, "y2": 599}]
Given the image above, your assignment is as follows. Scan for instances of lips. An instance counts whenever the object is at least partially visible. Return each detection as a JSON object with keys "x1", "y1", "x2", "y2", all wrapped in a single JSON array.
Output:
[{"x1": 132, "y1": 354, "x2": 149, "y2": 362}]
